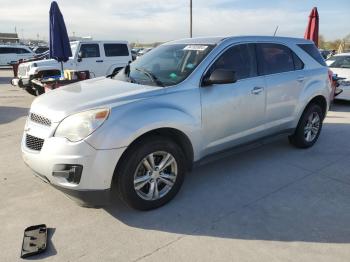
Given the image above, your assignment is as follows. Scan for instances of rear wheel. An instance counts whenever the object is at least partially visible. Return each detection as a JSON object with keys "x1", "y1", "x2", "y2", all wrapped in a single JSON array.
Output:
[
  {"x1": 114, "y1": 136, "x2": 186, "y2": 210},
  {"x1": 289, "y1": 104, "x2": 323, "y2": 148}
]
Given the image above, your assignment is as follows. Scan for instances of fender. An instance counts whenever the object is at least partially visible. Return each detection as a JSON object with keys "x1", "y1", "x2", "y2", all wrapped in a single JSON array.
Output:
[
  {"x1": 106, "y1": 62, "x2": 129, "y2": 75},
  {"x1": 28, "y1": 65, "x2": 63, "y2": 76},
  {"x1": 85, "y1": 100, "x2": 202, "y2": 157},
  {"x1": 292, "y1": 77, "x2": 330, "y2": 127}
]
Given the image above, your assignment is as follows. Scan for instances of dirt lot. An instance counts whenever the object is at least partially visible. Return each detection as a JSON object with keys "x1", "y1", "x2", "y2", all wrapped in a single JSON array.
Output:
[{"x1": 1, "y1": 69, "x2": 350, "y2": 262}]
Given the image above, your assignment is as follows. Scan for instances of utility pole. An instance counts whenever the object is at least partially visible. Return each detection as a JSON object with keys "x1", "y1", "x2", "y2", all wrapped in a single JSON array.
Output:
[{"x1": 190, "y1": 0, "x2": 192, "y2": 38}]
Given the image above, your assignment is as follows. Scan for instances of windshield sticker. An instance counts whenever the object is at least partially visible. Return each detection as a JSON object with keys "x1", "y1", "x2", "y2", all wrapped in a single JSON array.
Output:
[{"x1": 183, "y1": 45, "x2": 208, "y2": 51}]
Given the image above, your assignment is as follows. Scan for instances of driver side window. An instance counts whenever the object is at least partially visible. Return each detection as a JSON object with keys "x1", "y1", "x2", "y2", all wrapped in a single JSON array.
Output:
[
  {"x1": 209, "y1": 44, "x2": 257, "y2": 80},
  {"x1": 79, "y1": 44, "x2": 100, "y2": 58}
]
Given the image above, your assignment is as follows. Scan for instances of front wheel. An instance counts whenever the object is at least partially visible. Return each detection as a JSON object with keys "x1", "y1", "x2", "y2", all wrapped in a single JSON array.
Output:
[
  {"x1": 289, "y1": 104, "x2": 324, "y2": 148},
  {"x1": 114, "y1": 136, "x2": 186, "y2": 210}
]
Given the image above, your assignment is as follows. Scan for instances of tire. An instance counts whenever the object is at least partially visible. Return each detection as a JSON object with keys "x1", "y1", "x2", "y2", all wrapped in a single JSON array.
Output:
[
  {"x1": 288, "y1": 103, "x2": 324, "y2": 148},
  {"x1": 114, "y1": 136, "x2": 186, "y2": 210}
]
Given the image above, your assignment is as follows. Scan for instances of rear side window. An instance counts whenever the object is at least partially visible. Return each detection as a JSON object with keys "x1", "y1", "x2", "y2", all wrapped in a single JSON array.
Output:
[
  {"x1": 293, "y1": 53, "x2": 304, "y2": 70},
  {"x1": 16, "y1": 48, "x2": 30, "y2": 54},
  {"x1": 257, "y1": 43, "x2": 295, "y2": 75},
  {"x1": 298, "y1": 44, "x2": 326, "y2": 66},
  {"x1": 79, "y1": 44, "x2": 100, "y2": 58},
  {"x1": 209, "y1": 44, "x2": 257, "y2": 80},
  {"x1": 104, "y1": 44, "x2": 129, "y2": 57}
]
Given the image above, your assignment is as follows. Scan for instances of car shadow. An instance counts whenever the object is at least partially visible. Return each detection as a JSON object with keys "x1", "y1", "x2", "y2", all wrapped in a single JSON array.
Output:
[
  {"x1": 0, "y1": 76, "x2": 12, "y2": 84},
  {"x1": 331, "y1": 100, "x2": 350, "y2": 112},
  {"x1": 104, "y1": 121, "x2": 350, "y2": 244},
  {"x1": 0, "y1": 106, "x2": 28, "y2": 124}
]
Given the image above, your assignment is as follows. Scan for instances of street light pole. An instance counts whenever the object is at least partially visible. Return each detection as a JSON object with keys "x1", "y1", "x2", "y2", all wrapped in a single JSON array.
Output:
[{"x1": 190, "y1": 0, "x2": 192, "y2": 38}]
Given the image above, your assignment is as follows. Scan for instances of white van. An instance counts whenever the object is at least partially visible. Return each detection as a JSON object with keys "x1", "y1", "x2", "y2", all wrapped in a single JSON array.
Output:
[
  {"x1": 0, "y1": 45, "x2": 35, "y2": 66},
  {"x1": 15, "y1": 40, "x2": 132, "y2": 88}
]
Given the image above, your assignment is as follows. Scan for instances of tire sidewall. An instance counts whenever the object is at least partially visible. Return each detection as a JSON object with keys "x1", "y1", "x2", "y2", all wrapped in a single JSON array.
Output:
[
  {"x1": 116, "y1": 137, "x2": 186, "y2": 210},
  {"x1": 296, "y1": 104, "x2": 323, "y2": 147}
]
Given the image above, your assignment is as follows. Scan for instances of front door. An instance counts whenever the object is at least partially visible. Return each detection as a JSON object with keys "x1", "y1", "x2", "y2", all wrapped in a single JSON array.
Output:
[
  {"x1": 76, "y1": 43, "x2": 105, "y2": 77},
  {"x1": 201, "y1": 43, "x2": 266, "y2": 155}
]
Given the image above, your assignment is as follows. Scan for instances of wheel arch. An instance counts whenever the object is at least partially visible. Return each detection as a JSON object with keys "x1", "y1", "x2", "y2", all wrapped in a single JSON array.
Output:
[
  {"x1": 305, "y1": 95, "x2": 328, "y2": 119},
  {"x1": 112, "y1": 127, "x2": 194, "y2": 185}
]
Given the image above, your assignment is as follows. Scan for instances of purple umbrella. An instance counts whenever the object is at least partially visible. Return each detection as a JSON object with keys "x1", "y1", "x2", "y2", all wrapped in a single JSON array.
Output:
[{"x1": 49, "y1": 1, "x2": 72, "y2": 77}]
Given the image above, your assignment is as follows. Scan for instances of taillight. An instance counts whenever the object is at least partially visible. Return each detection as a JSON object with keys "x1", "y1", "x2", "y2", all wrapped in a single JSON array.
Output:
[{"x1": 328, "y1": 69, "x2": 333, "y2": 83}]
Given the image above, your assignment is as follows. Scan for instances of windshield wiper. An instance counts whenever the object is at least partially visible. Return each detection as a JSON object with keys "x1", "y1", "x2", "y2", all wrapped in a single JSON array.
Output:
[{"x1": 135, "y1": 67, "x2": 164, "y2": 87}]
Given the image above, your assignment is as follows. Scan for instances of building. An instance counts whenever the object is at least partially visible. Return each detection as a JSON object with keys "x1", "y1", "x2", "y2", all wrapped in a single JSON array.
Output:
[{"x1": 0, "y1": 33, "x2": 19, "y2": 44}]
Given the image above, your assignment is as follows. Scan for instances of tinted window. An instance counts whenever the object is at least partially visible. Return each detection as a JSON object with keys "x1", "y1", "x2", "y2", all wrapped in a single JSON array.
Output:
[
  {"x1": 16, "y1": 48, "x2": 30, "y2": 54},
  {"x1": 298, "y1": 44, "x2": 326, "y2": 66},
  {"x1": 0, "y1": 47, "x2": 16, "y2": 54},
  {"x1": 79, "y1": 44, "x2": 100, "y2": 58},
  {"x1": 209, "y1": 44, "x2": 257, "y2": 80},
  {"x1": 104, "y1": 44, "x2": 129, "y2": 56},
  {"x1": 258, "y1": 43, "x2": 295, "y2": 75},
  {"x1": 293, "y1": 53, "x2": 304, "y2": 70}
]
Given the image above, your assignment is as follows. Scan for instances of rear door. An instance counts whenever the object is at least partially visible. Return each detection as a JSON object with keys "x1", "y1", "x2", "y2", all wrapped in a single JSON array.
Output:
[
  {"x1": 257, "y1": 43, "x2": 305, "y2": 131},
  {"x1": 16, "y1": 47, "x2": 33, "y2": 60},
  {"x1": 201, "y1": 43, "x2": 266, "y2": 155},
  {"x1": 0, "y1": 47, "x2": 16, "y2": 65},
  {"x1": 76, "y1": 43, "x2": 105, "y2": 77},
  {"x1": 103, "y1": 43, "x2": 131, "y2": 74}
]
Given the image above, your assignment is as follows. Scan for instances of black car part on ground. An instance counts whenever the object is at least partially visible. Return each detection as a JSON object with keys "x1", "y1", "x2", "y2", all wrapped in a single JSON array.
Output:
[{"x1": 21, "y1": 224, "x2": 48, "y2": 258}]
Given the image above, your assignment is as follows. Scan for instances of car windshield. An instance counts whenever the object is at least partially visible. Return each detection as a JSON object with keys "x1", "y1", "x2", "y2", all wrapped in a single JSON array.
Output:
[
  {"x1": 114, "y1": 44, "x2": 215, "y2": 87},
  {"x1": 326, "y1": 55, "x2": 350, "y2": 68}
]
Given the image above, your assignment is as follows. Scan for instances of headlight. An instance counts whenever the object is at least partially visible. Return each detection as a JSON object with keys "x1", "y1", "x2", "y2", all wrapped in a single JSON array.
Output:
[{"x1": 54, "y1": 108, "x2": 110, "y2": 142}]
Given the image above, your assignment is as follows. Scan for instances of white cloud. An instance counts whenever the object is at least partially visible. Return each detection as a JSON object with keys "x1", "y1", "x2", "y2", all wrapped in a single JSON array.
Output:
[{"x1": 0, "y1": 0, "x2": 348, "y2": 42}]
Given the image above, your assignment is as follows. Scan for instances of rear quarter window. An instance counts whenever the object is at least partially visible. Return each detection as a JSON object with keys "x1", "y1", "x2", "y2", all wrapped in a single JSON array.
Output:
[
  {"x1": 298, "y1": 44, "x2": 326, "y2": 66},
  {"x1": 104, "y1": 44, "x2": 129, "y2": 57},
  {"x1": 257, "y1": 43, "x2": 295, "y2": 75}
]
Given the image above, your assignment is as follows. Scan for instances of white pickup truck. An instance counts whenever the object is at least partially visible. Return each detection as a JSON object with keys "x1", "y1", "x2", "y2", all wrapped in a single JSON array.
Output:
[{"x1": 15, "y1": 40, "x2": 131, "y2": 91}]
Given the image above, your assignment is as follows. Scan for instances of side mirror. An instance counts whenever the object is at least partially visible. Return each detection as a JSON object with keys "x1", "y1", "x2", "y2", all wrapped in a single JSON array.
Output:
[
  {"x1": 202, "y1": 69, "x2": 237, "y2": 86},
  {"x1": 77, "y1": 52, "x2": 83, "y2": 62}
]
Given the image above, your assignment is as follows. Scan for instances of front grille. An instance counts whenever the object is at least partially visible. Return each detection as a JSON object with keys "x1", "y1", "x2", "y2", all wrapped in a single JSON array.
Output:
[
  {"x1": 26, "y1": 134, "x2": 44, "y2": 151},
  {"x1": 30, "y1": 113, "x2": 52, "y2": 126}
]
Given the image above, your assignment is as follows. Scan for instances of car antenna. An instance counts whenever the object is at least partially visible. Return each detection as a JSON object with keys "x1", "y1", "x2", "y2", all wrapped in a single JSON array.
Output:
[{"x1": 273, "y1": 25, "x2": 279, "y2": 36}]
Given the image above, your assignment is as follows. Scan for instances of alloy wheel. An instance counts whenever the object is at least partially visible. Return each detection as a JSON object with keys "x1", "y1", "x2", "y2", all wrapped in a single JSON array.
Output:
[
  {"x1": 304, "y1": 112, "x2": 321, "y2": 142},
  {"x1": 133, "y1": 151, "x2": 178, "y2": 201}
]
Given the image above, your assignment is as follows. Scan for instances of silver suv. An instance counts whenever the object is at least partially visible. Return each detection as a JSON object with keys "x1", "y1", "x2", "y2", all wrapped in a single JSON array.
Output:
[{"x1": 22, "y1": 36, "x2": 332, "y2": 210}]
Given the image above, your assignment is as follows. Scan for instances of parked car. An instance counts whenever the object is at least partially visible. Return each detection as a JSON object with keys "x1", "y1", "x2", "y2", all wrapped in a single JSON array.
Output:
[
  {"x1": 137, "y1": 47, "x2": 153, "y2": 56},
  {"x1": 319, "y1": 49, "x2": 331, "y2": 59},
  {"x1": 33, "y1": 46, "x2": 49, "y2": 54},
  {"x1": 22, "y1": 36, "x2": 331, "y2": 210},
  {"x1": 14, "y1": 40, "x2": 132, "y2": 91},
  {"x1": 326, "y1": 53, "x2": 350, "y2": 100},
  {"x1": 0, "y1": 45, "x2": 35, "y2": 66}
]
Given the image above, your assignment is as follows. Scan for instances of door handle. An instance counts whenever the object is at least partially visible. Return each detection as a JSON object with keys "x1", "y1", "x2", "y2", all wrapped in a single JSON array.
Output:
[
  {"x1": 251, "y1": 86, "x2": 264, "y2": 95},
  {"x1": 96, "y1": 60, "x2": 103, "y2": 63},
  {"x1": 297, "y1": 76, "x2": 305, "y2": 82}
]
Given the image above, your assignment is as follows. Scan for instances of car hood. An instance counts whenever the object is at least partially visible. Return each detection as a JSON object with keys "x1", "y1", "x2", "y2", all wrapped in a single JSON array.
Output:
[
  {"x1": 22, "y1": 58, "x2": 72, "y2": 68},
  {"x1": 30, "y1": 77, "x2": 163, "y2": 122}
]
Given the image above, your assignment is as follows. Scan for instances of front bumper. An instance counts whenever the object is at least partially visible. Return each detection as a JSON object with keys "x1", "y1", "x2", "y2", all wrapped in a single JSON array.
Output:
[
  {"x1": 11, "y1": 77, "x2": 31, "y2": 88},
  {"x1": 21, "y1": 125, "x2": 126, "y2": 206}
]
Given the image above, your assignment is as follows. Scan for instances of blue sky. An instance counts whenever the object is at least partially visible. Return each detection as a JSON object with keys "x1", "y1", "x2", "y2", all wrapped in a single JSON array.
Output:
[{"x1": 0, "y1": 0, "x2": 348, "y2": 42}]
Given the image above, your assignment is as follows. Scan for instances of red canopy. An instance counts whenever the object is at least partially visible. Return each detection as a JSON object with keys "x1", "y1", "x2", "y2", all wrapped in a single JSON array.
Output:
[{"x1": 304, "y1": 7, "x2": 319, "y2": 47}]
